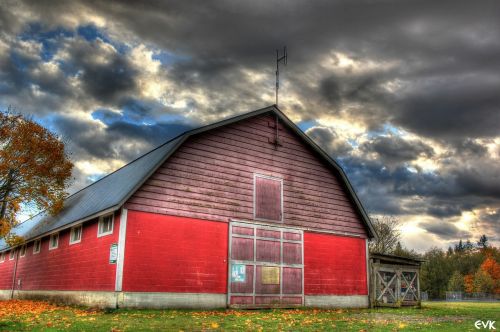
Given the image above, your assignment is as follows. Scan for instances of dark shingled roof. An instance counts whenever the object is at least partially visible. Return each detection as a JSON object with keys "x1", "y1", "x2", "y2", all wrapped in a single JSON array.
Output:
[
  {"x1": 0, "y1": 105, "x2": 376, "y2": 251},
  {"x1": 369, "y1": 253, "x2": 425, "y2": 266}
]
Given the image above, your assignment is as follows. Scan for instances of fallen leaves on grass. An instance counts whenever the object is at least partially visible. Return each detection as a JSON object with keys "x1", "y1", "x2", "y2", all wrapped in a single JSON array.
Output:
[
  {"x1": 0, "y1": 300, "x2": 61, "y2": 318},
  {"x1": 0, "y1": 299, "x2": 97, "y2": 318}
]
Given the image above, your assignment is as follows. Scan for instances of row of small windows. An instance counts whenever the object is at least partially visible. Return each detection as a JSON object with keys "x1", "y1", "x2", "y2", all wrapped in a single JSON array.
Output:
[{"x1": 0, "y1": 214, "x2": 114, "y2": 263}]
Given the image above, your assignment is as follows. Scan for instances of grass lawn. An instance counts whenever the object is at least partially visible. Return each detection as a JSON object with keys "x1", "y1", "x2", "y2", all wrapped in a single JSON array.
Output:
[{"x1": 0, "y1": 300, "x2": 498, "y2": 331}]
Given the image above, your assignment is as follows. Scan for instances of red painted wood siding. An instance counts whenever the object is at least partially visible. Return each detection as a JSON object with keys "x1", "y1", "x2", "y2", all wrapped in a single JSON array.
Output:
[
  {"x1": 122, "y1": 210, "x2": 228, "y2": 293},
  {"x1": 0, "y1": 214, "x2": 120, "y2": 291},
  {"x1": 304, "y1": 232, "x2": 367, "y2": 295},
  {"x1": 0, "y1": 250, "x2": 16, "y2": 289},
  {"x1": 126, "y1": 114, "x2": 367, "y2": 237}
]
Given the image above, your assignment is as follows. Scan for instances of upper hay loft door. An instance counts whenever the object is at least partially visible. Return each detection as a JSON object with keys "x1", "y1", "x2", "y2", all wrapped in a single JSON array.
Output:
[{"x1": 254, "y1": 174, "x2": 283, "y2": 222}]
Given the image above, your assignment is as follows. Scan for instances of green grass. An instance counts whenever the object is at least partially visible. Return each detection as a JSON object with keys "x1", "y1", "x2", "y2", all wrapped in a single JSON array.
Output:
[{"x1": 1, "y1": 300, "x2": 499, "y2": 331}]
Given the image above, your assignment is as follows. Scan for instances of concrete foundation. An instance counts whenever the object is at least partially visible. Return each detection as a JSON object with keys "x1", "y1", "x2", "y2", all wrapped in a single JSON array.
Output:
[
  {"x1": 2, "y1": 290, "x2": 368, "y2": 309},
  {"x1": 3, "y1": 290, "x2": 226, "y2": 309},
  {"x1": 0, "y1": 290, "x2": 11, "y2": 300},
  {"x1": 12, "y1": 290, "x2": 118, "y2": 308},
  {"x1": 118, "y1": 292, "x2": 226, "y2": 309},
  {"x1": 305, "y1": 295, "x2": 369, "y2": 308}
]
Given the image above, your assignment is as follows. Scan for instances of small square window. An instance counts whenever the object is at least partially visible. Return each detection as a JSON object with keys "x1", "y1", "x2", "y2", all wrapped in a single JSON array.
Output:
[
  {"x1": 98, "y1": 214, "x2": 114, "y2": 237},
  {"x1": 33, "y1": 239, "x2": 41, "y2": 254},
  {"x1": 0, "y1": 252, "x2": 5, "y2": 262},
  {"x1": 70, "y1": 225, "x2": 82, "y2": 244},
  {"x1": 49, "y1": 233, "x2": 59, "y2": 250},
  {"x1": 20, "y1": 245, "x2": 27, "y2": 257},
  {"x1": 9, "y1": 250, "x2": 16, "y2": 260}
]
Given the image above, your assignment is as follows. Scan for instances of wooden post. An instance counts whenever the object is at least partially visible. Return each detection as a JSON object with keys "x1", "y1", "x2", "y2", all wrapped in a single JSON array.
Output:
[
  {"x1": 417, "y1": 269, "x2": 421, "y2": 307},
  {"x1": 396, "y1": 268, "x2": 401, "y2": 307}
]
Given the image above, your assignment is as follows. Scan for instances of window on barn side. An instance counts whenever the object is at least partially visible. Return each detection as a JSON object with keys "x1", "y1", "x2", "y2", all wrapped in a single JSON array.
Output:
[
  {"x1": 49, "y1": 233, "x2": 59, "y2": 250},
  {"x1": 254, "y1": 174, "x2": 283, "y2": 222},
  {"x1": 98, "y1": 214, "x2": 114, "y2": 237},
  {"x1": 70, "y1": 225, "x2": 83, "y2": 244},
  {"x1": 9, "y1": 250, "x2": 16, "y2": 260},
  {"x1": 0, "y1": 252, "x2": 5, "y2": 262},
  {"x1": 20, "y1": 245, "x2": 27, "y2": 257},
  {"x1": 33, "y1": 239, "x2": 41, "y2": 254}
]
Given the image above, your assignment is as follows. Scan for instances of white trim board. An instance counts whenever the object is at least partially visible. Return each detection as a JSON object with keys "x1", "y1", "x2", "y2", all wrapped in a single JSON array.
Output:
[{"x1": 115, "y1": 208, "x2": 128, "y2": 291}]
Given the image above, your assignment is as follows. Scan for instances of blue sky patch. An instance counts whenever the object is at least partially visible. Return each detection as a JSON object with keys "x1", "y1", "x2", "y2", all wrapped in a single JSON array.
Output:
[
  {"x1": 297, "y1": 119, "x2": 318, "y2": 132},
  {"x1": 92, "y1": 99, "x2": 193, "y2": 128},
  {"x1": 19, "y1": 23, "x2": 73, "y2": 61},
  {"x1": 77, "y1": 24, "x2": 128, "y2": 54},
  {"x1": 87, "y1": 173, "x2": 106, "y2": 183},
  {"x1": 366, "y1": 122, "x2": 402, "y2": 139},
  {"x1": 91, "y1": 109, "x2": 121, "y2": 126},
  {"x1": 77, "y1": 24, "x2": 106, "y2": 42}
]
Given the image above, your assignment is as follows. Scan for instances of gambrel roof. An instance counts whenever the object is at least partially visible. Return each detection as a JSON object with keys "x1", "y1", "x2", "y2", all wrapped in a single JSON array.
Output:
[{"x1": 0, "y1": 105, "x2": 375, "y2": 250}]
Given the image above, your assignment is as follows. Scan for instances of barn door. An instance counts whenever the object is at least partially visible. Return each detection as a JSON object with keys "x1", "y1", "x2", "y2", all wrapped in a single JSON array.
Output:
[{"x1": 228, "y1": 222, "x2": 304, "y2": 308}]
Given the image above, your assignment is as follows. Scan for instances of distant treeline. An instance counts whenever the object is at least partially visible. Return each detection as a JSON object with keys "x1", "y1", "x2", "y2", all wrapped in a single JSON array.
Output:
[
  {"x1": 420, "y1": 237, "x2": 499, "y2": 299},
  {"x1": 368, "y1": 216, "x2": 499, "y2": 299}
]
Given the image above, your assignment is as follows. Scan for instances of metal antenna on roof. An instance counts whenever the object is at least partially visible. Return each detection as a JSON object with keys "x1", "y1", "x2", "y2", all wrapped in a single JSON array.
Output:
[{"x1": 275, "y1": 46, "x2": 287, "y2": 107}]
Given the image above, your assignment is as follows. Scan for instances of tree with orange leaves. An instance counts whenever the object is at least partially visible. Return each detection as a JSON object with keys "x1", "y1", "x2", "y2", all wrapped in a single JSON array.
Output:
[
  {"x1": 480, "y1": 256, "x2": 500, "y2": 294},
  {"x1": 0, "y1": 109, "x2": 73, "y2": 245},
  {"x1": 463, "y1": 274, "x2": 474, "y2": 294}
]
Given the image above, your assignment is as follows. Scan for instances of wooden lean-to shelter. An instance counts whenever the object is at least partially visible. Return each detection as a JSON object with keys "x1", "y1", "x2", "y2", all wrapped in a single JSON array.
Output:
[{"x1": 369, "y1": 253, "x2": 424, "y2": 307}]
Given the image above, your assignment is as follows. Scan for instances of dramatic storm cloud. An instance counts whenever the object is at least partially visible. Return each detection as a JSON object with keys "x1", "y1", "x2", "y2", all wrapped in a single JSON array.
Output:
[{"x1": 0, "y1": 0, "x2": 499, "y2": 250}]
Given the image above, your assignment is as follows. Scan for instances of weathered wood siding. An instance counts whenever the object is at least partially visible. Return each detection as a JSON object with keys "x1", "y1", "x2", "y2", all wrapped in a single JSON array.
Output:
[{"x1": 126, "y1": 113, "x2": 367, "y2": 237}]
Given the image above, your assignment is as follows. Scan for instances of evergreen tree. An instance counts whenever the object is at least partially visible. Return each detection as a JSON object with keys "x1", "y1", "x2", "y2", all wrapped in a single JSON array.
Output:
[{"x1": 477, "y1": 235, "x2": 489, "y2": 249}]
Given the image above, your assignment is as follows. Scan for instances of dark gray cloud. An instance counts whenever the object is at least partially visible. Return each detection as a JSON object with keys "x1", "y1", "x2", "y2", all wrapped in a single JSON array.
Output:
[
  {"x1": 453, "y1": 167, "x2": 500, "y2": 199},
  {"x1": 426, "y1": 205, "x2": 463, "y2": 218},
  {"x1": 58, "y1": 38, "x2": 138, "y2": 105},
  {"x1": 306, "y1": 126, "x2": 352, "y2": 157},
  {"x1": 339, "y1": 151, "x2": 500, "y2": 221},
  {"x1": 393, "y1": 78, "x2": 500, "y2": 138},
  {"x1": 449, "y1": 139, "x2": 488, "y2": 158},
  {"x1": 52, "y1": 114, "x2": 192, "y2": 162},
  {"x1": 474, "y1": 209, "x2": 500, "y2": 244},
  {"x1": 80, "y1": 55, "x2": 137, "y2": 105},
  {"x1": 419, "y1": 221, "x2": 472, "y2": 240},
  {"x1": 361, "y1": 136, "x2": 434, "y2": 164}
]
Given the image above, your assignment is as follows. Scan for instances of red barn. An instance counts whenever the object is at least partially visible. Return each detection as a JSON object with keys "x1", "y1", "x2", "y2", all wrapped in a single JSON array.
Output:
[{"x1": 0, "y1": 106, "x2": 376, "y2": 308}]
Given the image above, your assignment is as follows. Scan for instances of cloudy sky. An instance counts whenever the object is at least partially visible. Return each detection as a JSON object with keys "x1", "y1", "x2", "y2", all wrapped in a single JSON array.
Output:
[{"x1": 1, "y1": 0, "x2": 499, "y2": 251}]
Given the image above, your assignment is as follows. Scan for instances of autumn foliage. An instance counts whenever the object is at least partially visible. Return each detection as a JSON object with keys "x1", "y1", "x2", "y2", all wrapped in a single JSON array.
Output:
[
  {"x1": 0, "y1": 300, "x2": 64, "y2": 318},
  {"x1": 463, "y1": 274, "x2": 474, "y2": 294},
  {"x1": 480, "y1": 256, "x2": 500, "y2": 294},
  {"x1": 0, "y1": 110, "x2": 73, "y2": 244},
  {"x1": 462, "y1": 255, "x2": 500, "y2": 294}
]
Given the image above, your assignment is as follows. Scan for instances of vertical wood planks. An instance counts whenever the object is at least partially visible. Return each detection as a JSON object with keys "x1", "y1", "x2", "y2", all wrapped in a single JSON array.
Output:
[{"x1": 126, "y1": 114, "x2": 368, "y2": 237}]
